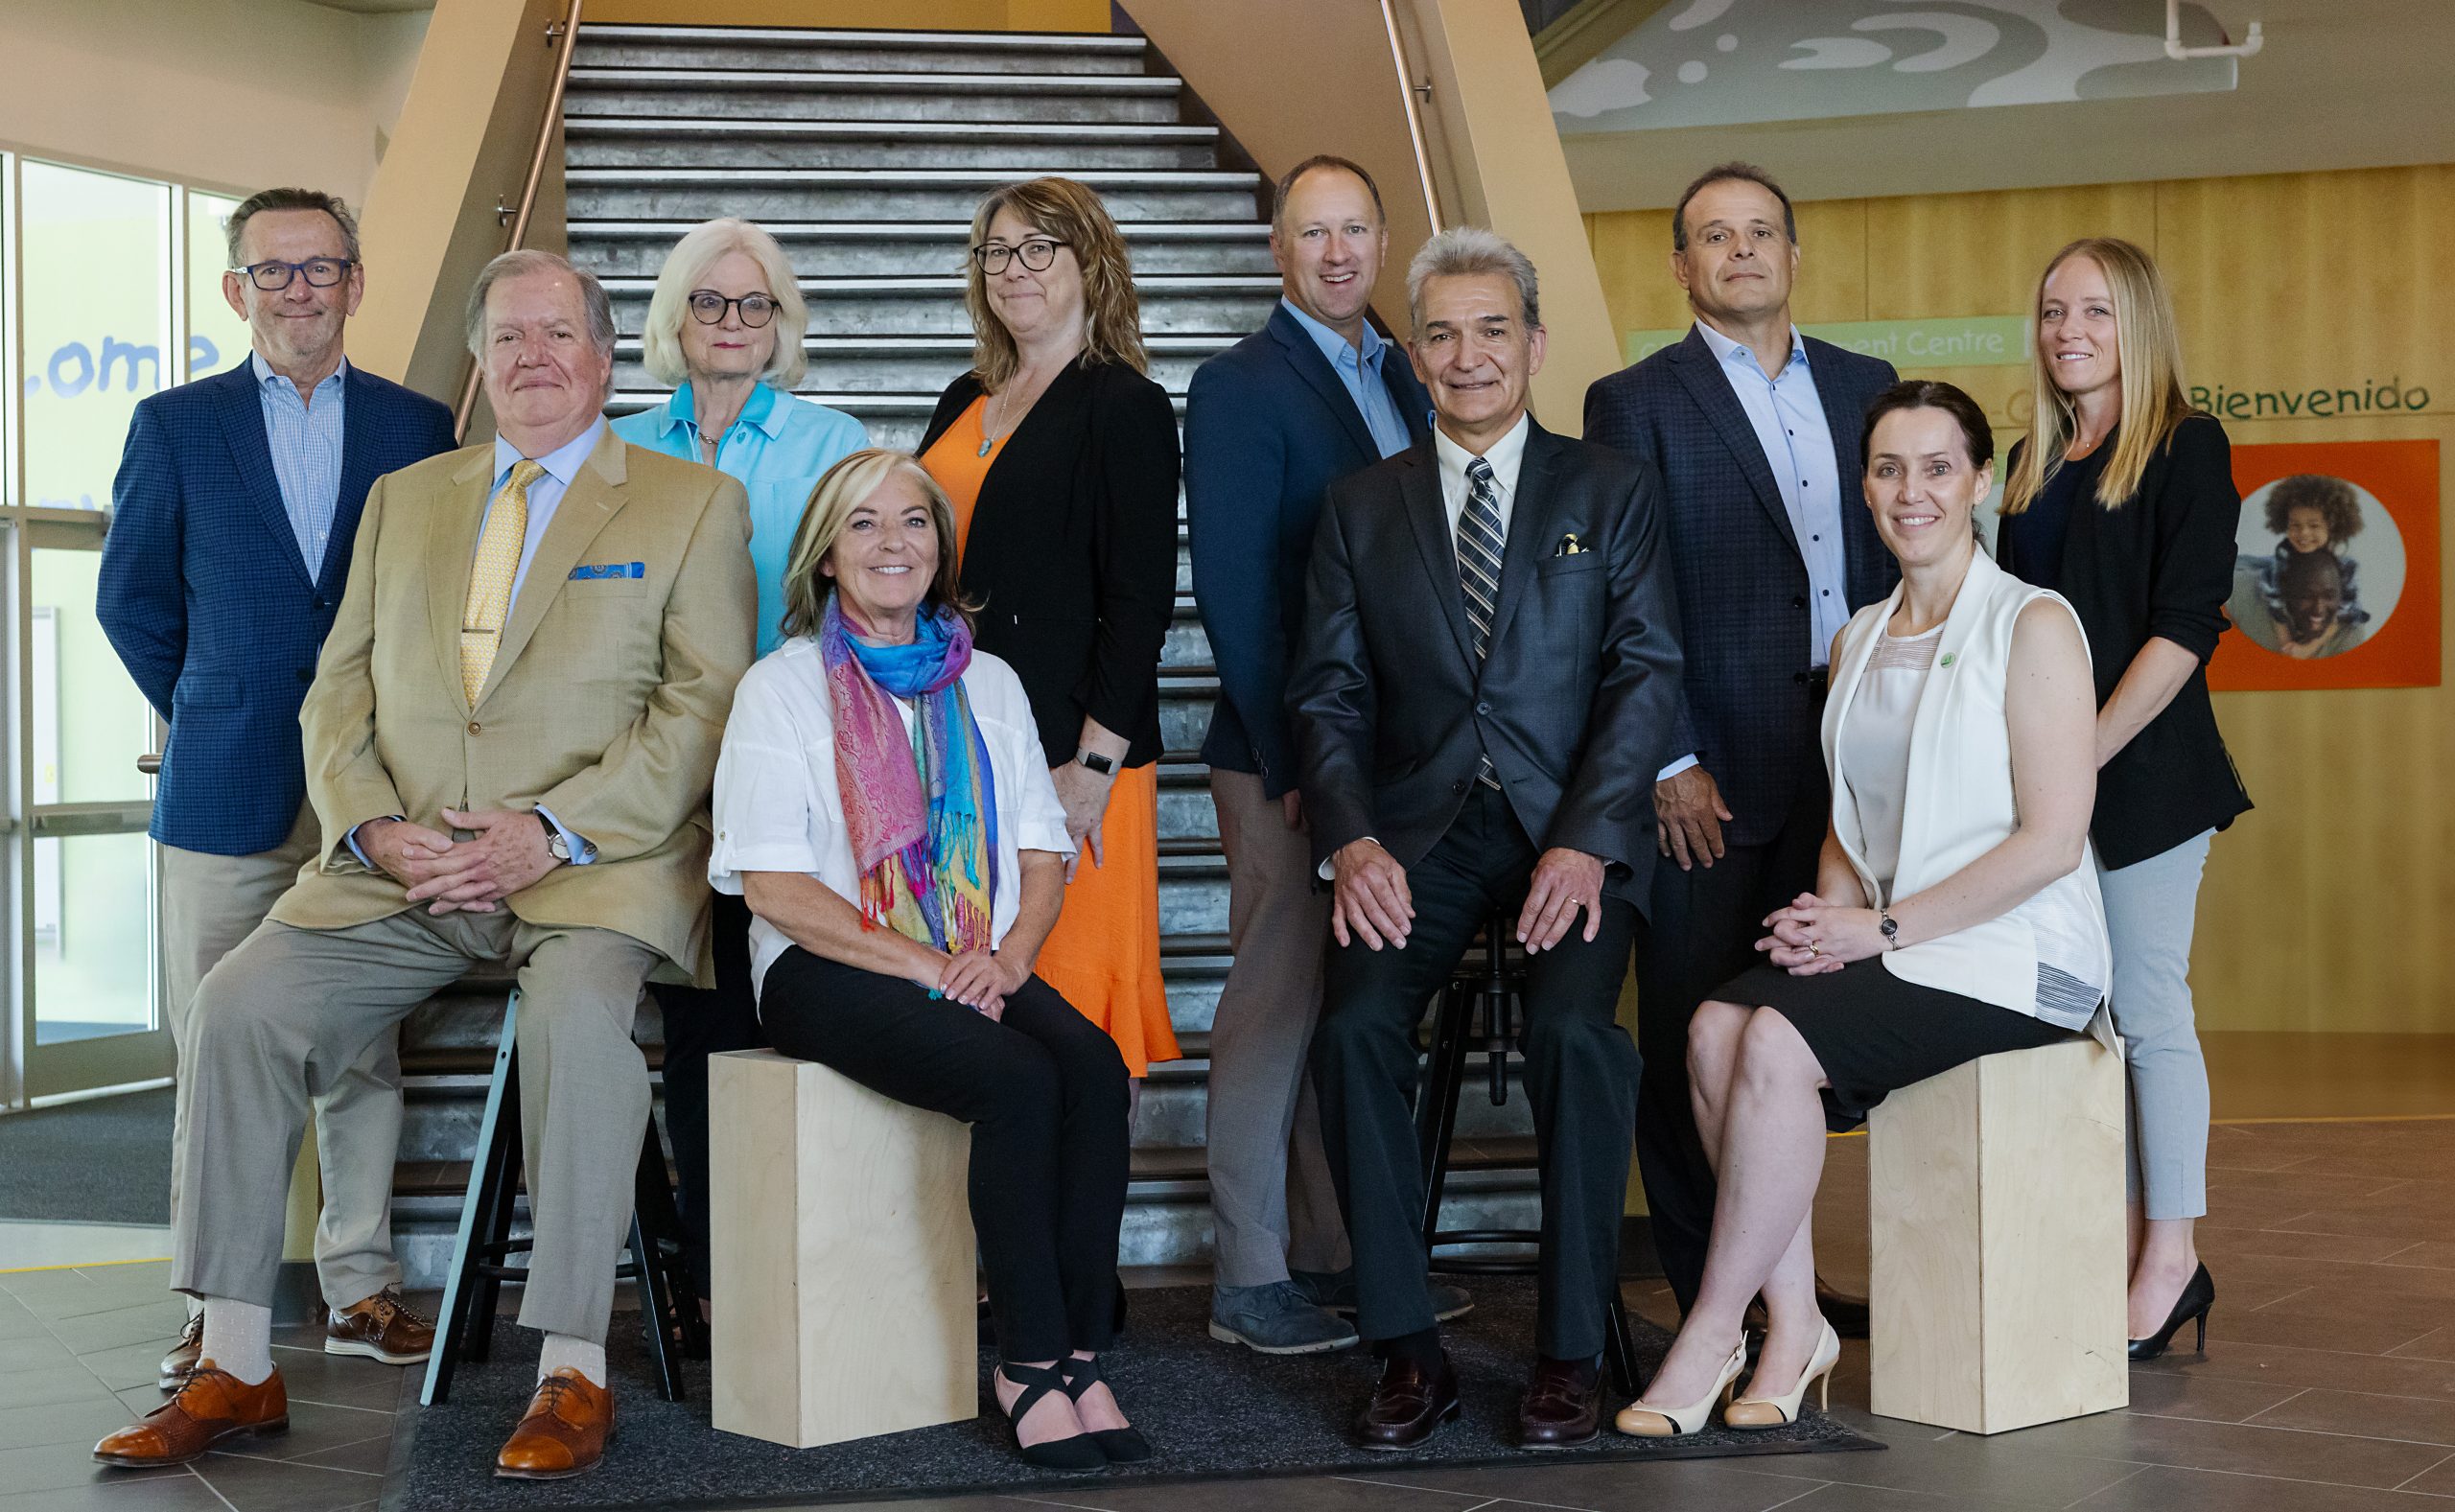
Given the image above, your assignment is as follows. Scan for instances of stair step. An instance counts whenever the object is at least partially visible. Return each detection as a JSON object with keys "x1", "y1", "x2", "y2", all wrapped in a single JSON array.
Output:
[
  {"x1": 564, "y1": 166, "x2": 1263, "y2": 224},
  {"x1": 572, "y1": 220, "x2": 1270, "y2": 277},
  {"x1": 565, "y1": 117, "x2": 1218, "y2": 172},
  {"x1": 574, "y1": 25, "x2": 1150, "y2": 76},
  {"x1": 566, "y1": 68, "x2": 1186, "y2": 125}
]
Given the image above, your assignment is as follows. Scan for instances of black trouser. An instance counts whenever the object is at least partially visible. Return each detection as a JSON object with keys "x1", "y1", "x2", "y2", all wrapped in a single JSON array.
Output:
[
  {"x1": 1632, "y1": 747, "x2": 1829, "y2": 1314},
  {"x1": 760, "y1": 946, "x2": 1130, "y2": 1364},
  {"x1": 652, "y1": 892, "x2": 764, "y2": 1300},
  {"x1": 1311, "y1": 783, "x2": 1641, "y2": 1361}
]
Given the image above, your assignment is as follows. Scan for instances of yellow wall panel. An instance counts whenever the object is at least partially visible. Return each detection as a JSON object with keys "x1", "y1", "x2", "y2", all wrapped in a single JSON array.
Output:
[{"x1": 1586, "y1": 163, "x2": 2455, "y2": 1034}]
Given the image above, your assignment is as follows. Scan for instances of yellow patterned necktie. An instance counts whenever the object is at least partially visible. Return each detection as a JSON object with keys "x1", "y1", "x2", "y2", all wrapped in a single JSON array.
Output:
[{"x1": 461, "y1": 458, "x2": 547, "y2": 705}]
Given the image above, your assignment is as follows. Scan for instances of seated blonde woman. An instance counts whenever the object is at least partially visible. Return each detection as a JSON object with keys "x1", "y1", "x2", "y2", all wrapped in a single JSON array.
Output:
[
  {"x1": 1618, "y1": 382, "x2": 2111, "y2": 1438},
  {"x1": 708, "y1": 450, "x2": 1141, "y2": 1472}
]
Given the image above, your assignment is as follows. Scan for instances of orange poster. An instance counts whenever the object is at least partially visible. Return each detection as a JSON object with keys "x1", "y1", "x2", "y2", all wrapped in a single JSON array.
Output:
[{"x1": 2210, "y1": 439, "x2": 2440, "y2": 691}]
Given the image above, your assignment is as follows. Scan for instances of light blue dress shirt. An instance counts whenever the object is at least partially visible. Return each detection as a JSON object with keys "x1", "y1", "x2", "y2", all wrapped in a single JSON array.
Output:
[
  {"x1": 251, "y1": 351, "x2": 346, "y2": 575},
  {"x1": 1694, "y1": 320, "x2": 1849, "y2": 664},
  {"x1": 609, "y1": 381, "x2": 869, "y2": 655},
  {"x1": 1279, "y1": 298, "x2": 1416, "y2": 460}
]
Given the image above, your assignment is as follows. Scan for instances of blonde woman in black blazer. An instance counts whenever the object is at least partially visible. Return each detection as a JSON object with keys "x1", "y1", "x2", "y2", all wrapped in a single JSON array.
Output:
[{"x1": 1996, "y1": 237, "x2": 2251, "y2": 1362}]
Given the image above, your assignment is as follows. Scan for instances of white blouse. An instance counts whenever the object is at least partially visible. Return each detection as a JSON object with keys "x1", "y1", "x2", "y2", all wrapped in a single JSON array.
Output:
[
  {"x1": 709, "y1": 637, "x2": 1075, "y2": 998},
  {"x1": 1838, "y1": 623, "x2": 1943, "y2": 900}
]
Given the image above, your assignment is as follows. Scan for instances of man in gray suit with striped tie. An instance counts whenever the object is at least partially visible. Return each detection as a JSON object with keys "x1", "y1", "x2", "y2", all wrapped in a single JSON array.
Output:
[{"x1": 1291, "y1": 228, "x2": 1682, "y2": 1451}]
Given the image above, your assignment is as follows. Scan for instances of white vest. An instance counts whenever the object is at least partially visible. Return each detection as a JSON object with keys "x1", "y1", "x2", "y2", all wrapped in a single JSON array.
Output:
[{"x1": 1823, "y1": 550, "x2": 2112, "y2": 1031}]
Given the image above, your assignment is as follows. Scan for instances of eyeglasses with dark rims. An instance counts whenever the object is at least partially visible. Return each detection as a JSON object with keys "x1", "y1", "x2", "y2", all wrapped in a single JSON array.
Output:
[
  {"x1": 970, "y1": 239, "x2": 1067, "y2": 275},
  {"x1": 687, "y1": 291, "x2": 779, "y2": 328},
  {"x1": 230, "y1": 258, "x2": 355, "y2": 291}
]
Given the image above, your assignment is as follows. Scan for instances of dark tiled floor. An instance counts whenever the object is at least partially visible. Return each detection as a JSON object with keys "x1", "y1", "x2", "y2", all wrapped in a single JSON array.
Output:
[{"x1": 8, "y1": 1117, "x2": 2455, "y2": 1511}]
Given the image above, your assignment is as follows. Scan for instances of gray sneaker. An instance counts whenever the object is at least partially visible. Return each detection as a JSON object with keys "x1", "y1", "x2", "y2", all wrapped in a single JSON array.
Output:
[
  {"x1": 1291, "y1": 1267, "x2": 1476, "y2": 1323},
  {"x1": 1208, "y1": 1280, "x2": 1361, "y2": 1355}
]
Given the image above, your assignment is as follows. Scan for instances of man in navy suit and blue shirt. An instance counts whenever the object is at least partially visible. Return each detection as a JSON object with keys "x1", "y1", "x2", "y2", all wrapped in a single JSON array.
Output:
[
  {"x1": 1580, "y1": 163, "x2": 1897, "y2": 1329},
  {"x1": 99, "y1": 188, "x2": 456, "y2": 1388},
  {"x1": 1187, "y1": 156, "x2": 1468, "y2": 1355}
]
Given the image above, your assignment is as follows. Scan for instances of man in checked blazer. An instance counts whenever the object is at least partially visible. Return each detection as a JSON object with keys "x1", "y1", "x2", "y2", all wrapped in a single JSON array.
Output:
[
  {"x1": 1293, "y1": 228, "x2": 1681, "y2": 1450},
  {"x1": 1580, "y1": 163, "x2": 1897, "y2": 1328},
  {"x1": 94, "y1": 250, "x2": 752, "y2": 1481},
  {"x1": 98, "y1": 188, "x2": 456, "y2": 1391}
]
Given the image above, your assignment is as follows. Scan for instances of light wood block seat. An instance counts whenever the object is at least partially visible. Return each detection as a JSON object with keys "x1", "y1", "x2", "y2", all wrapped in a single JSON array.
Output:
[
  {"x1": 1868, "y1": 1033, "x2": 2128, "y2": 1434},
  {"x1": 710, "y1": 1049, "x2": 979, "y2": 1449}
]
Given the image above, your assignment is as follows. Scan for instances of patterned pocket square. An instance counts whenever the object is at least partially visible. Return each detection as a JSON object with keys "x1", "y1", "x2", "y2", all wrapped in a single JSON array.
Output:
[{"x1": 570, "y1": 562, "x2": 645, "y2": 580}]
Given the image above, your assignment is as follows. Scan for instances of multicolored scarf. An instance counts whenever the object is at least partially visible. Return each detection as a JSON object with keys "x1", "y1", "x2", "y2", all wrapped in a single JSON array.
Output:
[{"x1": 823, "y1": 596, "x2": 999, "y2": 952}]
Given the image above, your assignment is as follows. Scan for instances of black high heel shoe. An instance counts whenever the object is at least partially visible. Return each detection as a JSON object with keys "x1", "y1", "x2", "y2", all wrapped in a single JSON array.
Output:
[
  {"x1": 1059, "y1": 1355, "x2": 1152, "y2": 1463},
  {"x1": 995, "y1": 1361, "x2": 1107, "y2": 1470},
  {"x1": 2128, "y1": 1263, "x2": 2215, "y2": 1361}
]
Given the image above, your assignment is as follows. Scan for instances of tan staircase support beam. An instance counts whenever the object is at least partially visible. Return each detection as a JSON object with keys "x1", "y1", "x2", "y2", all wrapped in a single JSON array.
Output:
[{"x1": 350, "y1": 0, "x2": 572, "y2": 409}]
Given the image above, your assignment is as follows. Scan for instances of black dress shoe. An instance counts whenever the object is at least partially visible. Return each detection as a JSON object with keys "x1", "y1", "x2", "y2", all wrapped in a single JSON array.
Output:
[
  {"x1": 1815, "y1": 1279, "x2": 1869, "y2": 1339},
  {"x1": 2129, "y1": 1263, "x2": 2214, "y2": 1361},
  {"x1": 1518, "y1": 1358, "x2": 1603, "y2": 1449},
  {"x1": 1354, "y1": 1353, "x2": 1460, "y2": 1451}
]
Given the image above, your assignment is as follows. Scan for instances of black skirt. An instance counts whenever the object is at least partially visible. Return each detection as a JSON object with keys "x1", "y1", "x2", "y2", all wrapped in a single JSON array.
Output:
[{"x1": 1712, "y1": 958, "x2": 2073, "y2": 1131}]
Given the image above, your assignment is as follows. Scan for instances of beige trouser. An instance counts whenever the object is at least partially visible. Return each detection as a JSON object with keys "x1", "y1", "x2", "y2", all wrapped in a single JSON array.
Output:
[
  {"x1": 172, "y1": 905, "x2": 657, "y2": 1344},
  {"x1": 1204, "y1": 769, "x2": 1350, "y2": 1288},
  {"x1": 160, "y1": 804, "x2": 404, "y2": 1310}
]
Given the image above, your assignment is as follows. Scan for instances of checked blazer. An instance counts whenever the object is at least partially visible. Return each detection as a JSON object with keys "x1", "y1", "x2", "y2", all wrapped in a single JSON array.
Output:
[
  {"x1": 1581, "y1": 327, "x2": 1897, "y2": 848},
  {"x1": 99, "y1": 361, "x2": 456, "y2": 857}
]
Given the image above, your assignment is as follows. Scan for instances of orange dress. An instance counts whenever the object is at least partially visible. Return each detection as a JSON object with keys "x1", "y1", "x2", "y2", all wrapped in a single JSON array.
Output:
[{"x1": 920, "y1": 397, "x2": 1181, "y2": 1077}]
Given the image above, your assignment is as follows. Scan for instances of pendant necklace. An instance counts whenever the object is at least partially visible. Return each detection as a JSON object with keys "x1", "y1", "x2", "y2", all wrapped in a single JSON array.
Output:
[{"x1": 977, "y1": 386, "x2": 1001, "y2": 457}]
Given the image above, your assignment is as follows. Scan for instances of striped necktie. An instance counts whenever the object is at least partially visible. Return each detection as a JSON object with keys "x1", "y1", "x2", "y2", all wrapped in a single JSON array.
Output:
[
  {"x1": 461, "y1": 459, "x2": 546, "y2": 705},
  {"x1": 1457, "y1": 456, "x2": 1506, "y2": 791}
]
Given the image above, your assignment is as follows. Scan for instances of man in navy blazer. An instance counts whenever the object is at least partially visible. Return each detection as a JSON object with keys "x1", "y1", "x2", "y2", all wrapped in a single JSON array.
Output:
[
  {"x1": 1185, "y1": 155, "x2": 1440, "y2": 1356},
  {"x1": 98, "y1": 188, "x2": 456, "y2": 1386},
  {"x1": 1581, "y1": 164, "x2": 1896, "y2": 1329}
]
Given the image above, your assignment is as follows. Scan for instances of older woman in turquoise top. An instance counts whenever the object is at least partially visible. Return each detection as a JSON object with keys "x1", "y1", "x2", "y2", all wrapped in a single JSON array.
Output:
[
  {"x1": 610, "y1": 216, "x2": 868, "y2": 656},
  {"x1": 609, "y1": 216, "x2": 865, "y2": 1319}
]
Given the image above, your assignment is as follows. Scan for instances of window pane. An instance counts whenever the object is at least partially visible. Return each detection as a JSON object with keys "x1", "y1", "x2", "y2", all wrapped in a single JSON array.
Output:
[
  {"x1": 22, "y1": 161, "x2": 170, "y2": 512},
  {"x1": 33, "y1": 831, "x2": 156, "y2": 1044},
  {"x1": 188, "y1": 191, "x2": 248, "y2": 383},
  {"x1": 33, "y1": 547, "x2": 154, "y2": 806}
]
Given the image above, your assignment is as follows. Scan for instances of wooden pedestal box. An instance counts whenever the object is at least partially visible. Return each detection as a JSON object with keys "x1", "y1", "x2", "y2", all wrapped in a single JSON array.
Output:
[
  {"x1": 709, "y1": 1050, "x2": 978, "y2": 1448},
  {"x1": 1868, "y1": 1034, "x2": 2129, "y2": 1434}
]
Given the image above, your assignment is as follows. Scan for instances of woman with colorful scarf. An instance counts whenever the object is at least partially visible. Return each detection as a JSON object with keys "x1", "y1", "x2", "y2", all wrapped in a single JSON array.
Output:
[{"x1": 710, "y1": 450, "x2": 1141, "y2": 1471}]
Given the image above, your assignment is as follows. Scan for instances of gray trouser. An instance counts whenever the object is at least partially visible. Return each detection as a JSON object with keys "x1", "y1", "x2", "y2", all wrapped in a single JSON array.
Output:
[
  {"x1": 161, "y1": 804, "x2": 404, "y2": 1310},
  {"x1": 1204, "y1": 770, "x2": 1349, "y2": 1288},
  {"x1": 2098, "y1": 829, "x2": 2215, "y2": 1221},
  {"x1": 175, "y1": 907, "x2": 658, "y2": 1344}
]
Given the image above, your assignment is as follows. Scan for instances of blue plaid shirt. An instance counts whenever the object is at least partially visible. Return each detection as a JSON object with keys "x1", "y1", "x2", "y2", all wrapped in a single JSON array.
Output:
[{"x1": 251, "y1": 351, "x2": 346, "y2": 573}]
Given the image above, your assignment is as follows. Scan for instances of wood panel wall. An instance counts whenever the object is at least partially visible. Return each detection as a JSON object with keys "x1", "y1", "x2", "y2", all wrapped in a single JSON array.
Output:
[{"x1": 1586, "y1": 164, "x2": 2455, "y2": 1034}]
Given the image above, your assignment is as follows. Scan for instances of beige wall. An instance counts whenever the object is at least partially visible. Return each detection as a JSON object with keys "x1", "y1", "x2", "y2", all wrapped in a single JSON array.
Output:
[
  {"x1": 1588, "y1": 163, "x2": 2455, "y2": 1034},
  {"x1": 0, "y1": 0, "x2": 429, "y2": 207}
]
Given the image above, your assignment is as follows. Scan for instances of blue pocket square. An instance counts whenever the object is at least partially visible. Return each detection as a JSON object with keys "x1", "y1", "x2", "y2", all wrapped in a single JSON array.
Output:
[{"x1": 570, "y1": 562, "x2": 645, "y2": 580}]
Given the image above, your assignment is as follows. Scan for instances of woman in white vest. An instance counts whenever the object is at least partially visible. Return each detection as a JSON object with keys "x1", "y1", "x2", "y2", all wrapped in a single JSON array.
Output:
[{"x1": 1618, "y1": 381, "x2": 2111, "y2": 1440}]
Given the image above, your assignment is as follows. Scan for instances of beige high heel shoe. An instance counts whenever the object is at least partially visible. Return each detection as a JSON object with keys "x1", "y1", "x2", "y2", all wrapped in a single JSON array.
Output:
[
  {"x1": 1614, "y1": 1339, "x2": 1747, "y2": 1438},
  {"x1": 1725, "y1": 1319, "x2": 1840, "y2": 1429}
]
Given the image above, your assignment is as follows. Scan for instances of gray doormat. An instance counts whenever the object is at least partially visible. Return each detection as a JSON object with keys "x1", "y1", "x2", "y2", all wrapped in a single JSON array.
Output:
[
  {"x1": 386, "y1": 1278, "x2": 1882, "y2": 1510},
  {"x1": 0, "y1": 1086, "x2": 172, "y2": 1224}
]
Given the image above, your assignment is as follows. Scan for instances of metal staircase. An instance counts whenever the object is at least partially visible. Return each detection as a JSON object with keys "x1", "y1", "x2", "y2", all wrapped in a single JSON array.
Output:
[{"x1": 385, "y1": 20, "x2": 1538, "y2": 1290}]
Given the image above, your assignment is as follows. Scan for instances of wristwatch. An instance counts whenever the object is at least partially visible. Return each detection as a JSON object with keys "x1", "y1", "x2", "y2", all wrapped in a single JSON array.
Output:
[
  {"x1": 546, "y1": 829, "x2": 573, "y2": 864},
  {"x1": 1076, "y1": 749, "x2": 1116, "y2": 776},
  {"x1": 1878, "y1": 911, "x2": 1900, "y2": 950}
]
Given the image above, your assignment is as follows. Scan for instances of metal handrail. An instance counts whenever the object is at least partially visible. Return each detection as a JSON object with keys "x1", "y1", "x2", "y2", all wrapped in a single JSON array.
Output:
[
  {"x1": 454, "y1": 0, "x2": 588, "y2": 440},
  {"x1": 1379, "y1": 0, "x2": 1444, "y2": 234}
]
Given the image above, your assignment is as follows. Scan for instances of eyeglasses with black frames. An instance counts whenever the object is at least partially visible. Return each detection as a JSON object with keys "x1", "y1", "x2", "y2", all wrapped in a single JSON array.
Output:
[
  {"x1": 688, "y1": 291, "x2": 780, "y2": 328},
  {"x1": 231, "y1": 258, "x2": 355, "y2": 291},
  {"x1": 970, "y1": 239, "x2": 1068, "y2": 275}
]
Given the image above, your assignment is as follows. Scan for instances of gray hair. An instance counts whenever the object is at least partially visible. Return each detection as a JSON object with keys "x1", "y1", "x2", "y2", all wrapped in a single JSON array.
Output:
[
  {"x1": 463, "y1": 248, "x2": 617, "y2": 361},
  {"x1": 223, "y1": 188, "x2": 361, "y2": 268},
  {"x1": 1406, "y1": 226, "x2": 1541, "y2": 335}
]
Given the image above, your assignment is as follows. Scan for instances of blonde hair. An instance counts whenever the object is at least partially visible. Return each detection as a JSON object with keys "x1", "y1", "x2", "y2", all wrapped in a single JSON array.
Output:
[
  {"x1": 963, "y1": 177, "x2": 1147, "y2": 392},
  {"x1": 777, "y1": 450, "x2": 975, "y2": 640},
  {"x1": 2002, "y1": 237, "x2": 2196, "y2": 516},
  {"x1": 639, "y1": 218, "x2": 809, "y2": 388}
]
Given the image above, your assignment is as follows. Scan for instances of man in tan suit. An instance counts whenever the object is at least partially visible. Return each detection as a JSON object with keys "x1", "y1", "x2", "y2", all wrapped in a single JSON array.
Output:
[{"x1": 95, "y1": 249, "x2": 753, "y2": 1482}]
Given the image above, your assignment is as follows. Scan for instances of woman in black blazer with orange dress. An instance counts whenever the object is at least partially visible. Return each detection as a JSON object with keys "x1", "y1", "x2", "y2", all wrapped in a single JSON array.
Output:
[
  {"x1": 1996, "y1": 237, "x2": 2252, "y2": 1363},
  {"x1": 917, "y1": 175, "x2": 1182, "y2": 1099}
]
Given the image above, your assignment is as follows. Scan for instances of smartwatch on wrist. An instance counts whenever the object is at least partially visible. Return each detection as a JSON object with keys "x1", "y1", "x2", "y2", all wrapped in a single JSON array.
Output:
[{"x1": 1076, "y1": 749, "x2": 1116, "y2": 777}]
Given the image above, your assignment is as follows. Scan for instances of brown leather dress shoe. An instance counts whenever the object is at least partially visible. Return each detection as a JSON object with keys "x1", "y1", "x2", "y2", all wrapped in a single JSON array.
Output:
[
  {"x1": 326, "y1": 1288, "x2": 435, "y2": 1365},
  {"x1": 495, "y1": 1369, "x2": 615, "y2": 1480},
  {"x1": 95, "y1": 1362, "x2": 288, "y2": 1467},
  {"x1": 1353, "y1": 1353, "x2": 1460, "y2": 1451},
  {"x1": 1518, "y1": 1357, "x2": 1604, "y2": 1449},
  {"x1": 157, "y1": 1313, "x2": 205, "y2": 1391}
]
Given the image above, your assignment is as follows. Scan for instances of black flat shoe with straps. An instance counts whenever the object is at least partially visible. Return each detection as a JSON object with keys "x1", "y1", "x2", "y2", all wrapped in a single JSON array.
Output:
[
  {"x1": 1058, "y1": 1355, "x2": 1152, "y2": 1463},
  {"x1": 994, "y1": 1361, "x2": 1107, "y2": 1471}
]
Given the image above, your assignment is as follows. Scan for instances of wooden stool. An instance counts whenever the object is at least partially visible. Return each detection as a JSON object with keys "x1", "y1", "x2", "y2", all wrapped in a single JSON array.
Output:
[
  {"x1": 1415, "y1": 912, "x2": 1641, "y2": 1394},
  {"x1": 709, "y1": 1049, "x2": 978, "y2": 1449},
  {"x1": 420, "y1": 989, "x2": 704, "y2": 1407},
  {"x1": 1868, "y1": 1033, "x2": 2128, "y2": 1433}
]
